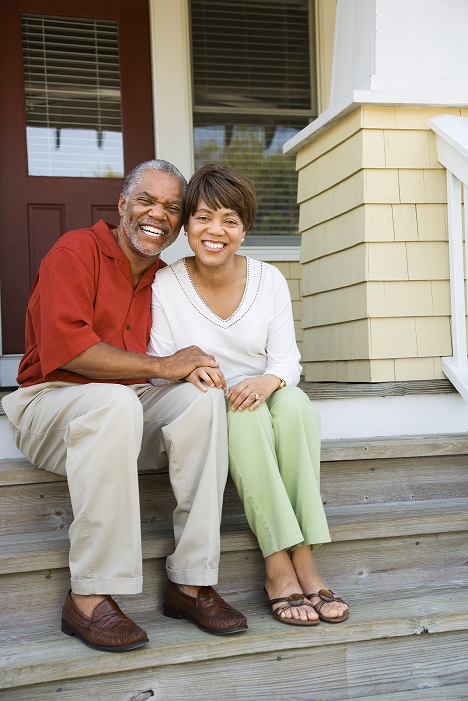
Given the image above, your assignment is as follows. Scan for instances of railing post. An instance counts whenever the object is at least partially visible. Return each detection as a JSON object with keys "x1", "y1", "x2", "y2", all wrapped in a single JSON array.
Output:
[
  {"x1": 464, "y1": 182, "x2": 468, "y2": 342},
  {"x1": 446, "y1": 170, "x2": 467, "y2": 369}
]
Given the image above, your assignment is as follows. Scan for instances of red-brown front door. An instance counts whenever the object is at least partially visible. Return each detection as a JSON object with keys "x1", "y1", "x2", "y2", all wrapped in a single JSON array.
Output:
[{"x1": 0, "y1": 0, "x2": 155, "y2": 353}]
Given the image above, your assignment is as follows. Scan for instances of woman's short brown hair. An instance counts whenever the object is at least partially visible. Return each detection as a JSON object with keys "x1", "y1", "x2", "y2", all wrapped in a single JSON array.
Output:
[{"x1": 184, "y1": 163, "x2": 256, "y2": 231}]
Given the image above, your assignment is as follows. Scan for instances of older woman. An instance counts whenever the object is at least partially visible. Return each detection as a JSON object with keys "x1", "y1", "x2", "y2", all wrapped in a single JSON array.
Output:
[{"x1": 148, "y1": 164, "x2": 348, "y2": 626}]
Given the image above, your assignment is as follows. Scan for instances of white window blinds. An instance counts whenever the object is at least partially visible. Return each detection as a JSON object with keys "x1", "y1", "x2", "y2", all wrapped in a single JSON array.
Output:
[
  {"x1": 22, "y1": 14, "x2": 123, "y2": 177},
  {"x1": 191, "y1": 0, "x2": 316, "y2": 242}
]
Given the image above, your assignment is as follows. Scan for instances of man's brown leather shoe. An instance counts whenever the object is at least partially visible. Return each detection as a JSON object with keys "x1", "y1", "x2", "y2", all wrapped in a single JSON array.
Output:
[
  {"x1": 163, "y1": 580, "x2": 248, "y2": 635},
  {"x1": 61, "y1": 590, "x2": 149, "y2": 652}
]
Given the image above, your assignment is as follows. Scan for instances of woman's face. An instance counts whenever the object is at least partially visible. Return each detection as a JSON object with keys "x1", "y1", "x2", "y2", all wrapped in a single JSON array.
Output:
[{"x1": 186, "y1": 199, "x2": 246, "y2": 266}]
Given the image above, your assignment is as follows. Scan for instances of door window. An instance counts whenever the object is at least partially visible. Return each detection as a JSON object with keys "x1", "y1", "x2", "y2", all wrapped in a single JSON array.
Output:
[{"x1": 22, "y1": 14, "x2": 123, "y2": 177}]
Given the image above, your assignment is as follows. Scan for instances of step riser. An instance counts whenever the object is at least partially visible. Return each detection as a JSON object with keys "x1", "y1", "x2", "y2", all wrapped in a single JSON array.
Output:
[
  {"x1": 0, "y1": 476, "x2": 241, "y2": 536},
  {"x1": 1, "y1": 631, "x2": 466, "y2": 701},
  {"x1": 1, "y1": 531, "x2": 467, "y2": 631},
  {"x1": 321, "y1": 455, "x2": 468, "y2": 506},
  {"x1": 1, "y1": 455, "x2": 467, "y2": 536}
]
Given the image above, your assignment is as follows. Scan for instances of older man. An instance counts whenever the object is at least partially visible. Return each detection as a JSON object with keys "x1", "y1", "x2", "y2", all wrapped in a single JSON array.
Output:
[{"x1": 2, "y1": 159, "x2": 247, "y2": 652}]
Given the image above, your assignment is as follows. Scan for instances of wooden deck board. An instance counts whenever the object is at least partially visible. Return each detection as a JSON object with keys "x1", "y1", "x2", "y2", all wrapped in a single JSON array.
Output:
[
  {"x1": 2, "y1": 635, "x2": 467, "y2": 700},
  {"x1": 1, "y1": 498, "x2": 466, "y2": 575},
  {"x1": 298, "y1": 379, "x2": 456, "y2": 399},
  {"x1": 1, "y1": 591, "x2": 467, "y2": 692},
  {"x1": 1, "y1": 433, "x2": 468, "y2": 489},
  {"x1": 341, "y1": 683, "x2": 468, "y2": 701}
]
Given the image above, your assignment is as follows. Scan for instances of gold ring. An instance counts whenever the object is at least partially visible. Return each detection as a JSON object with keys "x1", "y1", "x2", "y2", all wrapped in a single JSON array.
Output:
[{"x1": 254, "y1": 392, "x2": 259, "y2": 401}]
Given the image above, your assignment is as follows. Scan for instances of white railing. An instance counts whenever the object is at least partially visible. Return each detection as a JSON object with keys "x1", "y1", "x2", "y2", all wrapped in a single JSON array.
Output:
[{"x1": 429, "y1": 114, "x2": 468, "y2": 401}]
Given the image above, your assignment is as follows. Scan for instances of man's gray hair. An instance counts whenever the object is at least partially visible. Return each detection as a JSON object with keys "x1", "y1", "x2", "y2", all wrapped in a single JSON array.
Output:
[{"x1": 122, "y1": 159, "x2": 187, "y2": 198}]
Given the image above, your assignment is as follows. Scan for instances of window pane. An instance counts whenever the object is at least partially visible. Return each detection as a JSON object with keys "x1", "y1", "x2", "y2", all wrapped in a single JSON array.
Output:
[
  {"x1": 191, "y1": 0, "x2": 315, "y2": 240},
  {"x1": 191, "y1": 0, "x2": 313, "y2": 113},
  {"x1": 22, "y1": 14, "x2": 124, "y2": 177},
  {"x1": 194, "y1": 118, "x2": 303, "y2": 237}
]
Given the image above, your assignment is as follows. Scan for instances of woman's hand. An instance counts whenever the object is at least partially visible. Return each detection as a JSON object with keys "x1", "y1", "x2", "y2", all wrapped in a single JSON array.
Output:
[
  {"x1": 227, "y1": 374, "x2": 281, "y2": 411},
  {"x1": 185, "y1": 366, "x2": 227, "y2": 393}
]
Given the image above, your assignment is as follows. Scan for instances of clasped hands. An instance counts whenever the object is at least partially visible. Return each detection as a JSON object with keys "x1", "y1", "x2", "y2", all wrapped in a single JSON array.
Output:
[{"x1": 185, "y1": 365, "x2": 281, "y2": 412}]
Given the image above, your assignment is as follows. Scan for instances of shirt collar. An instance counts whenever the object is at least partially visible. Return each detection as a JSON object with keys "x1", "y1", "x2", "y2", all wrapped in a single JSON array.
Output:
[{"x1": 92, "y1": 219, "x2": 163, "y2": 288}]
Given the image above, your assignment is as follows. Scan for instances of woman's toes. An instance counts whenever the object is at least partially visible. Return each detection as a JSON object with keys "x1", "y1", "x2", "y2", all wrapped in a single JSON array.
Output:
[
  {"x1": 322, "y1": 602, "x2": 348, "y2": 618},
  {"x1": 296, "y1": 605, "x2": 317, "y2": 621}
]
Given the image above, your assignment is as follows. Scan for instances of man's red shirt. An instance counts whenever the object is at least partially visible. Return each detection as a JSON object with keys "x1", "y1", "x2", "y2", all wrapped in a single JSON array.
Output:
[{"x1": 17, "y1": 220, "x2": 165, "y2": 387}]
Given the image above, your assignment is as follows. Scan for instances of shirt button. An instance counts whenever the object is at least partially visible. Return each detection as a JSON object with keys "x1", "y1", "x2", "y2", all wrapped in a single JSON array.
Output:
[{"x1": 126, "y1": 324, "x2": 131, "y2": 330}]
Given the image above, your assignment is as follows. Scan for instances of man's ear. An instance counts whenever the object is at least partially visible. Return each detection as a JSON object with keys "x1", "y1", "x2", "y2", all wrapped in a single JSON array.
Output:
[{"x1": 118, "y1": 193, "x2": 126, "y2": 216}]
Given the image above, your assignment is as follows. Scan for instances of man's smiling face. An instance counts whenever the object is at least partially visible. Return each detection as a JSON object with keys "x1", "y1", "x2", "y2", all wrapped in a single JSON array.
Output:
[{"x1": 117, "y1": 169, "x2": 184, "y2": 262}]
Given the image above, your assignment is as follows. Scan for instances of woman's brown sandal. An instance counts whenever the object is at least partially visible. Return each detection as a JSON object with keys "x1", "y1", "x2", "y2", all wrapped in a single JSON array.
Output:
[
  {"x1": 264, "y1": 590, "x2": 319, "y2": 626},
  {"x1": 305, "y1": 588, "x2": 349, "y2": 623}
]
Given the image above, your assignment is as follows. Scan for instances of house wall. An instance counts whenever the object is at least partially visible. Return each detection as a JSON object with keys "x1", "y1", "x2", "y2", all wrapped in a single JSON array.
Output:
[
  {"x1": 269, "y1": 262, "x2": 304, "y2": 357},
  {"x1": 297, "y1": 105, "x2": 468, "y2": 383}
]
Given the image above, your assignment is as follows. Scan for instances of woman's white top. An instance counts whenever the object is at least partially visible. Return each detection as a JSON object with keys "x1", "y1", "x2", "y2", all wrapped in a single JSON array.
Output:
[{"x1": 147, "y1": 256, "x2": 301, "y2": 389}]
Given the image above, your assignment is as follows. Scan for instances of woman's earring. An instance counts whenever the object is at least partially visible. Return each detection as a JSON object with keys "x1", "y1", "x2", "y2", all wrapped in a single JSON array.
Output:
[
  {"x1": 241, "y1": 238, "x2": 245, "y2": 243},
  {"x1": 184, "y1": 230, "x2": 188, "y2": 236}
]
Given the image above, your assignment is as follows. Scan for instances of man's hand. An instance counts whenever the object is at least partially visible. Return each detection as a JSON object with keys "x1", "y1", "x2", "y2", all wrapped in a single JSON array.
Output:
[
  {"x1": 61, "y1": 341, "x2": 220, "y2": 382},
  {"x1": 158, "y1": 348, "x2": 222, "y2": 382}
]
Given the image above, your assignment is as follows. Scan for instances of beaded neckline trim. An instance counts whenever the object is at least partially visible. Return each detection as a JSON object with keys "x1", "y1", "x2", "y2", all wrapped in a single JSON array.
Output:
[{"x1": 170, "y1": 258, "x2": 263, "y2": 329}]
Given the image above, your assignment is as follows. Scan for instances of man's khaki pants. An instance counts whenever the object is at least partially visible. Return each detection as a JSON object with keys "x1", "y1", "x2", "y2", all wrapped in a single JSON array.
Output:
[{"x1": 3, "y1": 381, "x2": 228, "y2": 595}]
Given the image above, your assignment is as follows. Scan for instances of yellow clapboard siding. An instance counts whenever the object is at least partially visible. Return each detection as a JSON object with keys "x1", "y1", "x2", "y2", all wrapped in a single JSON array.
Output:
[
  {"x1": 392, "y1": 204, "x2": 418, "y2": 241},
  {"x1": 370, "y1": 317, "x2": 418, "y2": 358},
  {"x1": 302, "y1": 318, "x2": 370, "y2": 361},
  {"x1": 406, "y1": 241, "x2": 449, "y2": 279},
  {"x1": 383, "y1": 130, "x2": 433, "y2": 168},
  {"x1": 416, "y1": 204, "x2": 447, "y2": 241},
  {"x1": 297, "y1": 130, "x2": 386, "y2": 202},
  {"x1": 394, "y1": 106, "x2": 461, "y2": 129},
  {"x1": 302, "y1": 283, "x2": 368, "y2": 327},
  {"x1": 415, "y1": 316, "x2": 452, "y2": 356},
  {"x1": 367, "y1": 242, "x2": 408, "y2": 280},
  {"x1": 394, "y1": 357, "x2": 438, "y2": 381},
  {"x1": 301, "y1": 245, "x2": 367, "y2": 295},
  {"x1": 296, "y1": 108, "x2": 362, "y2": 169}
]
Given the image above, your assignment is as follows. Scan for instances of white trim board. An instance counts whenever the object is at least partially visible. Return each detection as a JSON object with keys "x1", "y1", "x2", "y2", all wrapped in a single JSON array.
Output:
[
  {"x1": 239, "y1": 246, "x2": 300, "y2": 262},
  {"x1": 284, "y1": 89, "x2": 468, "y2": 155},
  {"x1": 316, "y1": 393, "x2": 468, "y2": 440},
  {"x1": 0, "y1": 356, "x2": 20, "y2": 388}
]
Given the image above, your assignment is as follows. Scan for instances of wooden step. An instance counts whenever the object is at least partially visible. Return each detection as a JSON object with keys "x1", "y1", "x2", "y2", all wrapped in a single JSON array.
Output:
[
  {"x1": 299, "y1": 379, "x2": 457, "y2": 399},
  {"x1": 1, "y1": 527, "x2": 467, "y2": 632},
  {"x1": 1, "y1": 497, "x2": 466, "y2": 576},
  {"x1": 1, "y1": 433, "x2": 468, "y2": 488},
  {"x1": 1, "y1": 453, "x2": 467, "y2": 537},
  {"x1": 1, "y1": 431, "x2": 467, "y2": 700},
  {"x1": 0, "y1": 590, "x2": 467, "y2": 698},
  {"x1": 341, "y1": 683, "x2": 468, "y2": 701}
]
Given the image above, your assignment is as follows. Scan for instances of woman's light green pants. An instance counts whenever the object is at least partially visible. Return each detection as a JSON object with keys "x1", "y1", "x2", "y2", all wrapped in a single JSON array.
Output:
[{"x1": 227, "y1": 386, "x2": 331, "y2": 558}]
